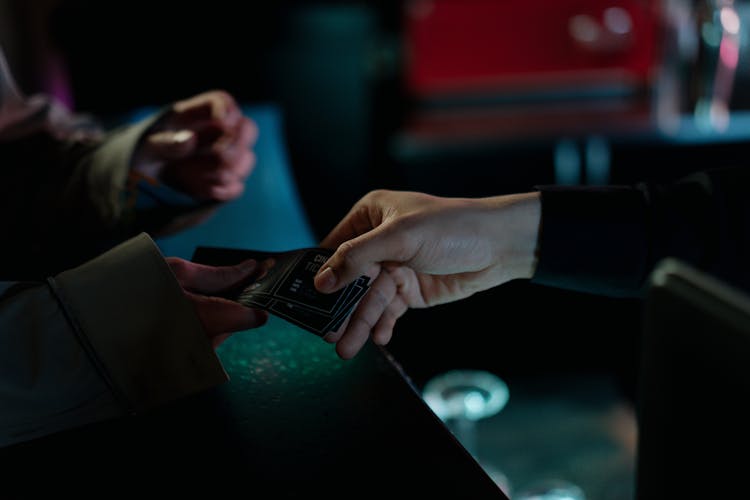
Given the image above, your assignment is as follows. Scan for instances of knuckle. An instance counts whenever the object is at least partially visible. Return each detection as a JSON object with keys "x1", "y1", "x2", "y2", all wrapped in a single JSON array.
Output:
[
  {"x1": 236, "y1": 150, "x2": 254, "y2": 176},
  {"x1": 209, "y1": 185, "x2": 229, "y2": 200},
  {"x1": 337, "y1": 240, "x2": 358, "y2": 268},
  {"x1": 245, "y1": 118, "x2": 259, "y2": 139},
  {"x1": 214, "y1": 89, "x2": 234, "y2": 104},
  {"x1": 370, "y1": 286, "x2": 390, "y2": 310},
  {"x1": 368, "y1": 189, "x2": 390, "y2": 201},
  {"x1": 168, "y1": 258, "x2": 190, "y2": 279},
  {"x1": 353, "y1": 314, "x2": 376, "y2": 332}
]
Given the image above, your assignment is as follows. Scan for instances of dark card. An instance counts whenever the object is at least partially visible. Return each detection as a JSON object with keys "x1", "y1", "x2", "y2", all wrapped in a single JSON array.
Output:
[
  {"x1": 195, "y1": 246, "x2": 370, "y2": 337},
  {"x1": 273, "y1": 249, "x2": 348, "y2": 314}
]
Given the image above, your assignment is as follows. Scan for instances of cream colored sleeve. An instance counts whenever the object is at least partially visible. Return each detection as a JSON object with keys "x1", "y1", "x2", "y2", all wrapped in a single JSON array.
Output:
[
  {"x1": 53, "y1": 233, "x2": 228, "y2": 412},
  {"x1": 0, "y1": 233, "x2": 227, "y2": 447}
]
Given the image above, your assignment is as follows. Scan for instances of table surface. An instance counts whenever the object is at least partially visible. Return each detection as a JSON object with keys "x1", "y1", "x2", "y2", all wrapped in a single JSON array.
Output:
[{"x1": 2, "y1": 318, "x2": 511, "y2": 498}]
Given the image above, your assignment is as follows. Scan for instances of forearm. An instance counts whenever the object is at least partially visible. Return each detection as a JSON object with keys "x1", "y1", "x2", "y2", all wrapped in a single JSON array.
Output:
[{"x1": 0, "y1": 116, "x2": 161, "y2": 279}]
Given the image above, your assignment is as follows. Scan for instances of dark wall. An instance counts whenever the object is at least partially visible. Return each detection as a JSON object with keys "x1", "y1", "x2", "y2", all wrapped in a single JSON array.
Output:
[{"x1": 49, "y1": 1, "x2": 287, "y2": 112}]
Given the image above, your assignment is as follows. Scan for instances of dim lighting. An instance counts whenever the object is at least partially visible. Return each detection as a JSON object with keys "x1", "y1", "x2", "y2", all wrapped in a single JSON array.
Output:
[
  {"x1": 408, "y1": 0, "x2": 434, "y2": 20},
  {"x1": 554, "y1": 140, "x2": 581, "y2": 185},
  {"x1": 695, "y1": 98, "x2": 730, "y2": 132},
  {"x1": 701, "y1": 22, "x2": 722, "y2": 47},
  {"x1": 719, "y1": 36, "x2": 739, "y2": 68},
  {"x1": 569, "y1": 14, "x2": 601, "y2": 44},
  {"x1": 603, "y1": 7, "x2": 633, "y2": 35},
  {"x1": 720, "y1": 7, "x2": 741, "y2": 35},
  {"x1": 463, "y1": 391, "x2": 488, "y2": 419},
  {"x1": 423, "y1": 370, "x2": 509, "y2": 422}
]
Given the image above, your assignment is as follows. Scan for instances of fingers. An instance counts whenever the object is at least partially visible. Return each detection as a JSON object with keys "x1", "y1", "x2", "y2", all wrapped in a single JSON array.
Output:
[
  {"x1": 211, "y1": 332, "x2": 233, "y2": 349},
  {"x1": 318, "y1": 201, "x2": 376, "y2": 250},
  {"x1": 345, "y1": 271, "x2": 396, "y2": 345},
  {"x1": 138, "y1": 90, "x2": 259, "y2": 201},
  {"x1": 315, "y1": 190, "x2": 420, "y2": 295},
  {"x1": 188, "y1": 115, "x2": 257, "y2": 153},
  {"x1": 325, "y1": 269, "x2": 407, "y2": 360},
  {"x1": 315, "y1": 222, "x2": 410, "y2": 294},
  {"x1": 161, "y1": 145, "x2": 255, "y2": 201},
  {"x1": 158, "y1": 88, "x2": 256, "y2": 158},
  {"x1": 214, "y1": 120, "x2": 257, "y2": 173},
  {"x1": 170, "y1": 90, "x2": 243, "y2": 132},
  {"x1": 141, "y1": 118, "x2": 254, "y2": 166},
  {"x1": 167, "y1": 257, "x2": 261, "y2": 294},
  {"x1": 134, "y1": 129, "x2": 198, "y2": 176},
  {"x1": 371, "y1": 295, "x2": 408, "y2": 346},
  {"x1": 167, "y1": 256, "x2": 270, "y2": 346},
  {"x1": 159, "y1": 110, "x2": 257, "y2": 201},
  {"x1": 141, "y1": 129, "x2": 198, "y2": 163},
  {"x1": 229, "y1": 114, "x2": 258, "y2": 149},
  {"x1": 187, "y1": 291, "x2": 270, "y2": 339}
]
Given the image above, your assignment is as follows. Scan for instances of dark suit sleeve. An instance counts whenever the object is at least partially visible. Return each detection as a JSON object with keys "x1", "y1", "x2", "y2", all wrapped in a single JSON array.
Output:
[
  {"x1": 531, "y1": 166, "x2": 750, "y2": 297},
  {"x1": 0, "y1": 116, "x2": 159, "y2": 279},
  {"x1": 1, "y1": 46, "x2": 206, "y2": 279}
]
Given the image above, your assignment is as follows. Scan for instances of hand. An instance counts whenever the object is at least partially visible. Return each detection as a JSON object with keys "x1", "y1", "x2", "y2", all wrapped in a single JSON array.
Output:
[
  {"x1": 166, "y1": 257, "x2": 269, "y2": 348},
  {"x1": 133, "y1": 90, "x2": 258, "y2": 201},
  {"x1": 313, "y1": 189, "x2": 541, "y2": 359}
]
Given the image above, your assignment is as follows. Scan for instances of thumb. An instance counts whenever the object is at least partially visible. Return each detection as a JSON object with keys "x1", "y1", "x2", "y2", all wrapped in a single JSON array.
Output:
[
  {"x1": 142, "y1": 129, "x2": 197, "y2": 162},
  {"x1": 167, "y1": 257, "x2": 262, "y2": 295},
  {"x1": 314, "y1": 224, "x2": 395, "y2": 294}
]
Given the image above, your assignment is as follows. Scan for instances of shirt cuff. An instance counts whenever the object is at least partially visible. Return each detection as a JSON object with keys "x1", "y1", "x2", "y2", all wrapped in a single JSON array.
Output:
[
  {"x1": 86, "y1": 115, "x2": 163, "y2": 222},
  {"x1": 531, "y1": 185, "x2": 651, "y2": 297},
  {"x1": 52, "y1": 233, "x2": 228, "y2": 414}
]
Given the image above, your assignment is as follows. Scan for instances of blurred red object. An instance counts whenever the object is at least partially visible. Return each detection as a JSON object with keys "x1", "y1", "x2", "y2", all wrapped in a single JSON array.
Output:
[{"x1": 404, "y1": 0, "x2": 661, "y2": 99}]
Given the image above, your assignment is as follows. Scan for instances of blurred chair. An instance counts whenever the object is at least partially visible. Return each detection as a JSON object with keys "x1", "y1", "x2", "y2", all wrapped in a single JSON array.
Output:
[{"x1": 637, "y1": 258, "x2": 750, "y2": 499}]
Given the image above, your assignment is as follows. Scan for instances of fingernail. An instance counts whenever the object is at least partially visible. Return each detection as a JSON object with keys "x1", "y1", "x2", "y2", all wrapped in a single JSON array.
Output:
[
  {"x1": 149, "y1": 129, "x2": 193, "y2": 145},
  {"x1": 315, "y1": 266, "x2": 336, "y2": 292},
  {"x1": 239, "y1": 259, "x2": 257, "y2": 273},
  {"x1": 171, "y1": 129, "x2": 194, "y2": 143}
]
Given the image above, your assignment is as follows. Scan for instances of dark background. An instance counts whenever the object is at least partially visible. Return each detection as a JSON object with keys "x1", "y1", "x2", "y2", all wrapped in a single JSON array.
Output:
[{"x1": 3, "y1": 0, "x2": 748, "y2": 395}]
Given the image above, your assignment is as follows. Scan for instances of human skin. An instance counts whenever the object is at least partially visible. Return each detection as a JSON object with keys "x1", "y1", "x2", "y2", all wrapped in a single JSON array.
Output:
[
  {"x1": 133, "y1": 90, "x2": 258, "y2": 201},
  {"x1": 314, "y1": 189, "x2": 542, "y2": 359},
  {"x1": 167, "y1": 256, "x2": 269, "y2": 348}
]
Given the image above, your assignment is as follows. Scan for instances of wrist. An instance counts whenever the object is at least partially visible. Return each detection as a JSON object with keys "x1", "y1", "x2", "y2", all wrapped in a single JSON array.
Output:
[{"x1": 484, "y1": 191, "x2": 541, "y2": 280}]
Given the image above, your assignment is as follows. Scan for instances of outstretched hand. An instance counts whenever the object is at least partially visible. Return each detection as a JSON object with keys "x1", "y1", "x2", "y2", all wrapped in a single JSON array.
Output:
[
  {"x1": 314, "y1": 189, "x2": 541, "y2": 360},
  {"x1": 166, "y1": 257, "x2": 269, "y2": 348},
  {"x1": 133, "y1": 90, "x2": 258, "y2": 201}
]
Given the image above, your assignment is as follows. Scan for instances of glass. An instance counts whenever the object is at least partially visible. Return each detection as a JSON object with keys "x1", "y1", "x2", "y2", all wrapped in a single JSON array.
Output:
[
  {"x1": 513, "y1": 479, "x2": 587, "y2": 500},
  {"x1": 422, "y1": 369, "x2": 512, "y2": 496},
  {"x1": 423, "y1": 369, "x2": 591, "y2": 500}
]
